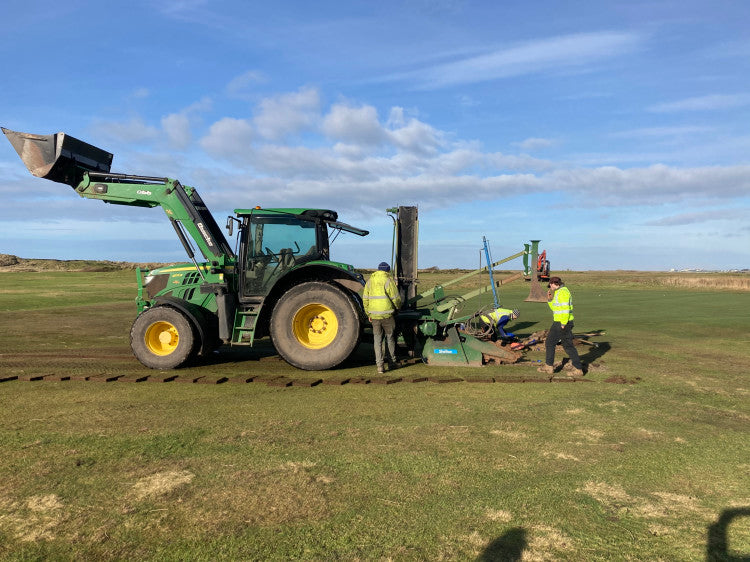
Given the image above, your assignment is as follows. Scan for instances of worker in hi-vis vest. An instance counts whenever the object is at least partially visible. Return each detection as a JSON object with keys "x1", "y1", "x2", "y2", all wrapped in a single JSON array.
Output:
[
  {"x1": 363, "y1": 262, "x2": 402, "y2": 374},
  {"x1": 538, "y1": 276, "x2": 584, "y2": 377},
  {"x1": 479, "y1": 307, "x2": 520, "y2": 340}
]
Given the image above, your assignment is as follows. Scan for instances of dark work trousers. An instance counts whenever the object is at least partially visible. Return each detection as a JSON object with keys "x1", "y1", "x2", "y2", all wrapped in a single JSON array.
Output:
[
  {"x1": 372, "y1": 316, "x2": 397, "y2": 368},
  {"x1": 545, "y1": 321, "x2": 582, "y2": 369}
]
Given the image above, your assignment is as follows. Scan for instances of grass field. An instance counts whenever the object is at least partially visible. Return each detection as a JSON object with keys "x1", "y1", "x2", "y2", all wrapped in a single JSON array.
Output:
[{"x1": 0, "y1": 268, "x2": 748, "y2": 561}]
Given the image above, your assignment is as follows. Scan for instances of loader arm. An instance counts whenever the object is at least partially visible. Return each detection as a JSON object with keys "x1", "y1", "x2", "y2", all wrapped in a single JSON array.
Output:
[{"x1": 2, "y1": 127, "x2": 234, "y2": 264}]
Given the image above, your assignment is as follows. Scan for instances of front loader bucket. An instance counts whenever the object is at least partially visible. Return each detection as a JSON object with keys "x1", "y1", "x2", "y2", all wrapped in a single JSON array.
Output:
[{"x1": 2, "y1": 127, "x2": 112, "y2": 187}]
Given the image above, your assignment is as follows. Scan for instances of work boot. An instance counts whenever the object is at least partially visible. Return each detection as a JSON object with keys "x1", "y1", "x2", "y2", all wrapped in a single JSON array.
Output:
[
  {"x1": 377, "y1": 365, "x2": 384, "y2": 375},
  {"x1": 537, "y1": 364, "x2": 554, "y2": 374},
  {"x1": 387, "y1": 359, "x2": 397, "y2": 371}
]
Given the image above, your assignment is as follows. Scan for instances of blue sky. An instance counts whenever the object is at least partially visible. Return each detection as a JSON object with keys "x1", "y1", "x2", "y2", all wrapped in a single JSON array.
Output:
[{"x1": 1, "y1": 0, "x2": 749, "y2": 270}]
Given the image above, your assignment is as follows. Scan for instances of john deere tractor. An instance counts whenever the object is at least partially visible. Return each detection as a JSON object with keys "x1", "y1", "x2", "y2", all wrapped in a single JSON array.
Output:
[{"x1": 3, "y1": 128, "x2": 368, "y2": 371}]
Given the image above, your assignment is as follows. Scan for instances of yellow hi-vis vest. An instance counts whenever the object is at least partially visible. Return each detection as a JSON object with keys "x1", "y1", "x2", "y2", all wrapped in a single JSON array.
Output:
[
  {"x1": 363, "y1": 270, "x2": 402, "y2": 319},
  {"x1": 548, "y1": 286, "x2": 574, "y2": 325},
  {"x1": 480, "y1": 308, "x2": 514, "y2": 326}
]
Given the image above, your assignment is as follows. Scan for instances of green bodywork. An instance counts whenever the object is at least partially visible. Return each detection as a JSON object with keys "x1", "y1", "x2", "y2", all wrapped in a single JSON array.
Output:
[{"x1": 2, "y1": 127, "x2": 368, "y2": 355}]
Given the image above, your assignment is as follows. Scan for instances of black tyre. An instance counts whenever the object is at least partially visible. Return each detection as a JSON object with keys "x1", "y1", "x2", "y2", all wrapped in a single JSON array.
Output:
[
  {"x1": 270, "y1": 282, "x2": 361, "y2": 370},
  {"x1": 130, "y1": 306, "x2": 196, "y2": 369}
]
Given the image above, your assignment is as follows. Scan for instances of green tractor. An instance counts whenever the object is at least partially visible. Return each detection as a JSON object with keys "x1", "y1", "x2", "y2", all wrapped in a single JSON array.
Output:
[{"x1": 3, "y1": 127, "x2": 368, "y2": 371}]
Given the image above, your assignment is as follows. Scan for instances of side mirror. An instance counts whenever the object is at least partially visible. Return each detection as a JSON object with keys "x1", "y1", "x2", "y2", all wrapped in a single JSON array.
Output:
[{"x1": 225, "y1": 216, "x2": 234, "y2": 237}]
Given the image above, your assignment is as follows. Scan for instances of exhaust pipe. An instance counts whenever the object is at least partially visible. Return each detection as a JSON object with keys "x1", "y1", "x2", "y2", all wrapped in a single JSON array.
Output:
[{"x1": 2, "y1": 127, "x2": 113, "y2": 187}]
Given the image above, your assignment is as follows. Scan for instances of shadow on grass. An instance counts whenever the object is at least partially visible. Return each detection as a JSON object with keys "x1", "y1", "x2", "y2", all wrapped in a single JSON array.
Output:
[
  {"x1": 477, "y1": 527, "x2": 527, "y2": 561},
  {"x1": 579, "y1": 341, "x2": 611, "y2": 364},
  {"x1": 706, "y1": 507, "x2": 750, "y2": 561}
]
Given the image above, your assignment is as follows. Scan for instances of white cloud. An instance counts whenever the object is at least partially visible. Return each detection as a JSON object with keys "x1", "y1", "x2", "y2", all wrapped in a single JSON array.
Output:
[
  {"x1": 322, "y1": 103, "x2": 387, "y2": 146},
  {"x1": 609, "y1": 126, "x2": 713, "y2": 139},
  {"x1": 253, "y1": 86, "x2": 320, "y2": 140},
  {"x1": 160, "y1": 98, "x2": 212, "y2": 149},
  {"x1": 226, "y1": 70, "x2": 268, "y2": 99},
  {"x1": 648, "y1": 94, "x2": 750, "y2": 113},
  {"x1": 199, "y1": 118, "x2": 254, "y2": 163},
  {"x1": 89, "y1": 117, "x2": 159, "y2": 144},
  {"x1": 643, "y1": 208, "x2": 742, "y2": 227},
  {"x1": 161, "y1": 113, "x2": 192, "y2": 149},
  {"x1": 514, "y1": 137, "x2": 555, "y2": 151},
  {"x1": 386, "y1": 31, "x2": 644, "y2": 89}
]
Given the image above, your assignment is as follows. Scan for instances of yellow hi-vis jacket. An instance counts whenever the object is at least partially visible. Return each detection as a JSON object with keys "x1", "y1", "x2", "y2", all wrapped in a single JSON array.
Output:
[
  {"x1": 363, "y1": 270, "x2": 402, "y2": 319},
  {"x1": 548, "y1": 286, "x2": 574, "y2": 325},
  {"x1": 480, "y1": 308, "x2": 514, "y2": 326}
]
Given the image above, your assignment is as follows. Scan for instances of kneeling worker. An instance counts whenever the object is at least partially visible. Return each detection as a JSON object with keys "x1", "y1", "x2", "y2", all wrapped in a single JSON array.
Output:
[
  {"x1": 363, "y1": 262, "x2": 402, "y2": 374},
  {"x1": 480, "y1": 307, "x2": 520, "y2": 340}
]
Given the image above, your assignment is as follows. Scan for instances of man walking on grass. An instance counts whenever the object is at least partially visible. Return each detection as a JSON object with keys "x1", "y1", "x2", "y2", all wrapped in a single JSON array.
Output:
[
  {"x1": 538, "y1": 276, "x2": 584, "y2": 377},
  {"x1": 363, "y1": 262, "x2": 402, "y2": 374}
]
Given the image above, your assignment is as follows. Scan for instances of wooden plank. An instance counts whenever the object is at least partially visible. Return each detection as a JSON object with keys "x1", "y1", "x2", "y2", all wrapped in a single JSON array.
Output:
[
  {"x1": 428, "y1": 376, "x2": 464, "y2": 384},
  {"x1": 174, "y1": 375, "x2": 205, "y2": 383},
  {"x1": 252, "y1": 375, "x2": 283, "y2": 384},
  {"x1": 146, "y1": 374, "x2": 178, "y2": 383},
  {"x1": 226, "y1": 376, "x2": 256, "y2": 384},
  {"x1": 89, "y1": 375, "x2": 121, "y2": 382},
  {"x1": 18, "y1": 374, "x2": 46, "y2": 382},
  {"x1": 370, "y1": 376, "x2": 402, "y2": 385},
  {"x1": 118, "y1": 375, "x2": 149, "y2": 383},
  {"x1": 196, "y1": 375, "x2": 227, "y2": 384},
  {"x1": 322, "y1": 377, "x2": 350, "y2": 385},
  {"x1": 465, "y1": 376, "x2": 495, "y2": 383}
]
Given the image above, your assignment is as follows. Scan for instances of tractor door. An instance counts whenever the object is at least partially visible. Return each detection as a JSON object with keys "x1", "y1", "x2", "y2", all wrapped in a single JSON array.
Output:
[{"x1": 240, "y1": 215, "x2": 323, "y2": 298}]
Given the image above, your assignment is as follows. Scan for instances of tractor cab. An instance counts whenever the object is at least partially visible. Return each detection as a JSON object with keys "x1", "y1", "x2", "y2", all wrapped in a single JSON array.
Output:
[{"x1": 233, "y1": 208, "x2": 367, "y2": 298}]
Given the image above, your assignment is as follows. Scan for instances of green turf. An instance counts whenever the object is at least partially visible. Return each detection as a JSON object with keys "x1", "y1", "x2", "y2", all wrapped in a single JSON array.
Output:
[{"x1": 0, "y1": 270, "x2": 748, "y2": 560}]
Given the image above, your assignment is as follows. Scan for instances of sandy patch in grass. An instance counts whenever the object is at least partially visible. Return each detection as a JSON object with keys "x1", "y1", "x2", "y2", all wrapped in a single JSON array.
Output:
[
  {"x1": 27, "y1": 494, "x2": 64, "y2": 512},
  {"x1": 648, "y1": 523, "x2": 673, "y2": 536},
  {"x1": 194, "y1": 461, "x2": 333, "y2": 528},
  {"x1": 598, "y1": 400, "x2": 626, "y2": 411},
  {"x1": 636, "y1": 427, "x2": 663, "y2": 439},
  {"x1": 131, "y1": 470, "x2": 195, "y2": 501},
  {"x1": 583, "y1": 481, "x2": 713, "y2": 524},
  {"x1": 635, "y1": 492, "x2": 712, "y2": 519},
  {"x1": 0, "y1": 494, "x2": 64, "y2": 542},
  {"x1": 524, "y1": 524, "x2": 574, "y2": 561},
  {"x1": 490, "y1": 429, "x2": 528, "y2": 441},
  {"x1": 582, "y1": 482, "x2": 632, "y2": 505},
  {"x1": 565, "y1": 408, "x2": 585, "y2": 415},
  {"x1": 554, "y1": 452, "x2": 582, "y2": 461},
  {"x1": 485, "y1": 508, "x2": 513, "y2": 522},
  {"x1": 573, "y1": 429, "x2": 604, "y2": 442}
]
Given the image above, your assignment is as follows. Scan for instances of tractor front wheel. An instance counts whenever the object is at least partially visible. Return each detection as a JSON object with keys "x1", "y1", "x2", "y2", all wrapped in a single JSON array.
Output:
[
  {"x1": 270, "y1": 282, "x2": 361, "y2": 370},
  {"x1": 130, "y1": 306, "x2": 196, "y2": 369}
]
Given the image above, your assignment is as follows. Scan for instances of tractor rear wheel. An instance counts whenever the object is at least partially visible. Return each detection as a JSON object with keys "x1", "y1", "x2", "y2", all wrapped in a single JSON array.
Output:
[
  {"x1": 270, "y1": 282, "x2": 361, "y2": 370},
  {"x1": 130, "y1": 306, "x2": 196, "y2": 369}
]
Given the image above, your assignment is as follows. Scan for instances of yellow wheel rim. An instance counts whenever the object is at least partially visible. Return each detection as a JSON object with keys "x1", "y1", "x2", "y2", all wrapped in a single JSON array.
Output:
[
  {"x1": 292, "y1": 303, "x2": 339, "y2": 349},
  {"x1": 144, "y1": 321, "x2": 180, "y2": 356}
]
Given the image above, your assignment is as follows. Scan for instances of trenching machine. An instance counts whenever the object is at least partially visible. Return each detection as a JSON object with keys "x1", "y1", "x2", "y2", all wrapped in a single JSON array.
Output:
[{"x1": 3, "y1": 127, "x2": 547, "y2": 370}]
